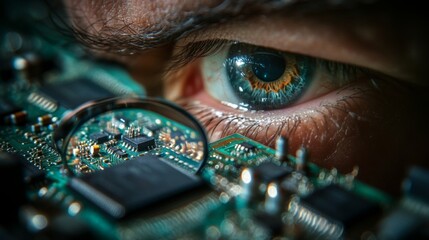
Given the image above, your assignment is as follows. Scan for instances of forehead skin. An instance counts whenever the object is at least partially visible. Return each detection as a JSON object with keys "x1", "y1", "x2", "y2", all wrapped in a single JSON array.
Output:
[{"x1": 65, "y1": 0, "x2": 221, "y2": 33}]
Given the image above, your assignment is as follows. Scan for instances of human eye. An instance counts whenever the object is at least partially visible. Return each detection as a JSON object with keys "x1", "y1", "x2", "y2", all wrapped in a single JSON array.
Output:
[
  {"x1": 162, "y1": 34, "x2": 419, "y2": 194},
  {"x1": 198, "y1": 41, "x2": 361, "y2": 111},
  {"x1": 55, "y1": 0, "x2": 429, "y2": 194},
  {"x1": 164, "y1": 39, "x2": 374, "y2": 146}
]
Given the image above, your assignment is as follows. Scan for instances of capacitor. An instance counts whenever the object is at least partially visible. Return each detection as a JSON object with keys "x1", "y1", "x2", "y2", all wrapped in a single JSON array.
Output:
[
  {"x1": 275, "y1": 136, "x2": 288, "y2": 163},
  {"x1": 10, "y1": 111, "x2": 27, "y2": 125},
  {"x1": 90, "y1": 145, "x2": 100, "y2": 156},
  {"x1": 38, "y1": 114, "x2": 52, "y2": 126},
  {"x1": 31, "y1": 123, "x2": 42, "y2": 133}
]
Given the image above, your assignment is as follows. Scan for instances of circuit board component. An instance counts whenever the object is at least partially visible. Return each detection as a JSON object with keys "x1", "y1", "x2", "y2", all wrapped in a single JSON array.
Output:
[
  {"x1": 37, "y1": 79, "x2": 115, "y2": 110},
  {"x1": 69, "y1": 155, "x2": 207, "y2": 219},
  {"x1": 1, "y1": 10, "x2": 429, "y2": 238}
]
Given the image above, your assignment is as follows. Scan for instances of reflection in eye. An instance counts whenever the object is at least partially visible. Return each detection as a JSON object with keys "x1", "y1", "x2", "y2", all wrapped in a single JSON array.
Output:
[{"x1": 200, "y1": 41, "x2": 365, "y2": 111}]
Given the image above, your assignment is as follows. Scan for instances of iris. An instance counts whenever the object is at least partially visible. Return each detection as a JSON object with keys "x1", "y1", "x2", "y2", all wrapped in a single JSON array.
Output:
[
  {"x1": 225, "y1": 43, "x2": 313, "y2": 110},
  {"x1": 251, "y1": 50, "x2": 286, "y2": 83}
]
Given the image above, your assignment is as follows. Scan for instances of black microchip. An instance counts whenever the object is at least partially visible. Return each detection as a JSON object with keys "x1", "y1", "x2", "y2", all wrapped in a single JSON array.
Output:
[
  {"x1": 38, "y1": 79, "x2": 114, "y2": 109},
  {"x1": 90, "y1": 132, "x2": 109, "y2": 144},
  {"x1": 0, "y1": 98, "x2": 21, "y2": 123},
  {"x1": 69, "y1": 155, "x2": 205, "y2": 219},
  {"x1": 300, "y1": 184, "x2": 380, "y2": 229},
  {"x1": 123, "y1": 135, "x2": 155, "y2": 151},
  {"x1": 104, "y1": 130, "x2": 121, "y2": 140},
  {"x1": 238, "y1": 142, "x2": 256, "y2": 152},
  {"x1": 115, "y1": 150, "x2": 128, "y2": 158},
  {"x1": 254, "y1": 162, "x2": 292, "y2": 183},
  {"x1": 108, "y1": 146, "x2": 120, "y2": 153}
]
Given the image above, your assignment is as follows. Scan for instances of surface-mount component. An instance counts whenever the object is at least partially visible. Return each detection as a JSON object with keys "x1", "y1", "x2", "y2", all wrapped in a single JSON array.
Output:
[
  {"x1": 69, "y1": 155, "x2": 206, "y2": 219},
  {"x1": 38, "y1": 79, "x2": 115, "y2": 109},
  {"x1": 104, "y1": 130, "x2": 121, "y2": 140},
  {"x1": 236, "y1": 142, "x2": 256, "y2": 152},
  {"x1": 254, "y1": 162, "x2": 292, "y2": 183},
  {"x1": 295, "y1": 184, "x2": 380, "y2": 238},
  {"x1": 123, "y1": 135, "x2": 155, "y2": 151},
  {"x1": 90, "y1": 132, "x2": 109, "y2": 144},
  {"x1": 0, "y1": 99, "x2": 22, "y2": 123}
]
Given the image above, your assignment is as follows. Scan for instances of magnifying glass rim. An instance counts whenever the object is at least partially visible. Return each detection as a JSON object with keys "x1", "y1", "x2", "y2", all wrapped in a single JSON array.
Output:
[{"x1": 52, "y1": 96, "x2": 209, "y2": 176}]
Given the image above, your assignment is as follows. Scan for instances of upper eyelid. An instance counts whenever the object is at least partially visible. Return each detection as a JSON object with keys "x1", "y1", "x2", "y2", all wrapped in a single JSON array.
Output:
[
  {"x1": 166, "y1": 39, "x2": 232, "y2": 72},
  {"x1": 169, "y1": 6, "x2": 429, "y2": 86},
  {"x1": 167, "y1": 39, "x2": 368, "y2": 77}
]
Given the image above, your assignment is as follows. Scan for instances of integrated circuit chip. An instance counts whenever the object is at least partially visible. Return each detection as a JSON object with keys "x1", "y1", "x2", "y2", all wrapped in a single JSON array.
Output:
[
  {"x1": 38, "y1": 79, "x2": 114, "y2": 109},
  {"x1": 104, "y1": 130, "x2": 121, "y2": 140},
  {"x1": 89, "y1": 132, "x2": 109, "y2": 144},
  {"x1": 114, "y1": 149, "x2": 128, "y2": 158},
  {"x1": 237, "y1": 142, "x2": 256, "y2": 152},
  {"x1": 300, "y1": 184, "x2": 380, "y2": 229},
  {"x1": 123, "y1": 135, "x2": 155, "y2": 151},
  {"x1": 68, "y1": 155, "x2": 205, "y2": 219},
  {"x1": 254, "y1": 162, "x2": 292, "y2": 183}
]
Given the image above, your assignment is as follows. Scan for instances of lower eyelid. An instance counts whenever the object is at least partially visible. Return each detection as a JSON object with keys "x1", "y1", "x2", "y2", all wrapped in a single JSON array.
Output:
[
  {"x1": 179, "y1": 79, "x2": 371, "y2": 144},
  {"x1": 193, "y1": 75, "x2": 399, "y2": 171}
]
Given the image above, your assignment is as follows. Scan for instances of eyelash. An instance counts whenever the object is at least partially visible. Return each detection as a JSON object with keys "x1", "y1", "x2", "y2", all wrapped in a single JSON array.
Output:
[
  {"x1": 178, "y1": 87, "x2": 369, "y2": 147},
  {"x1": 167, "y1": 39, "x2": 380, "y2": 146},
  {"x1": 167, "y1": 39, "x2": 371, "y2": 84},
  {"x1": 166, "y1": 39, "x2": 230, "y2": 71}
]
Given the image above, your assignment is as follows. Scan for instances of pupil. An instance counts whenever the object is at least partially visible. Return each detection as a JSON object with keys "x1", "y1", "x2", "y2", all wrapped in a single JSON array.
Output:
[{"x1": 251, "y1": 51, "x2": 286, "y2": 82}]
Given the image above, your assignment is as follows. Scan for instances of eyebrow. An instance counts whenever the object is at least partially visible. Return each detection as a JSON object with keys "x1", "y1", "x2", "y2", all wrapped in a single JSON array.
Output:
[{"x1": 59, "y1": 0, "x2": 377, "y2": 54}]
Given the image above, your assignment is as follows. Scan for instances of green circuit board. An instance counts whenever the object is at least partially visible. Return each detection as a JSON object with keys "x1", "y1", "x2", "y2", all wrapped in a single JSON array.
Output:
[{"x1": 1, "y1": 2, "x2": 429, "y2": 239}]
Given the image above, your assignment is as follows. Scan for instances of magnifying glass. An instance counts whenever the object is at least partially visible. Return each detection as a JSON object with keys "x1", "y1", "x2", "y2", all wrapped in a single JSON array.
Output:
[{"x1": 52, "y1": 96, "x2": 209, "y2": 176}]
